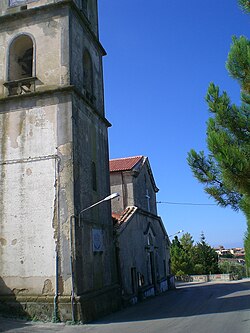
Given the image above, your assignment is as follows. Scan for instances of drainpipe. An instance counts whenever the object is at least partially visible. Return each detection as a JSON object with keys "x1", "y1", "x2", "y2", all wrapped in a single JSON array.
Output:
[
  {"x1": 53, "y1": 156, "x2": 60, "y2": 322},
  {"x1": 69, "y1": 214, "x2": 76, "y2": 322},
  {"x1": 54, "y1": 155, "x2": 77, "y2": 322},
  {"x1": 54, "y1": 244, "x2": 59, "y2": 321}
]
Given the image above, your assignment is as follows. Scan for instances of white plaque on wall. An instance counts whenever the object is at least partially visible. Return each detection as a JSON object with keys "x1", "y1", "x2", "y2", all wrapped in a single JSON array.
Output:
[
  {"x1": 9, "y1": 0, "x2": 36, "y2": 7},
  {"x1": 92, "y1": 228, "x2": 104, "y2": 252}
]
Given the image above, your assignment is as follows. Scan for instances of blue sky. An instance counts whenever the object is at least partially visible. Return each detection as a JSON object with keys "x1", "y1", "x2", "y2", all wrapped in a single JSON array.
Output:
[{"x1": 98, "y1": 1, "x2": 249, "y2": 248}]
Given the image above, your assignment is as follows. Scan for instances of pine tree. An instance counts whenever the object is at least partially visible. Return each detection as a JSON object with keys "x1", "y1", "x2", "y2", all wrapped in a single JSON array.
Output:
[
  {"x1": 170, "y1": 236, "x2": 185, "y2": 276},
  {"x1": 239, "y1": 0, "x2": 250, "y2": 13},
  {"x1": 170, "y1": 236, "x2": 193, "y2": 276},
  {"x1": 193, "y1": 233, "x2": 219, "y2": 274},
  {"x1": 180, "y1": 233, "x2": 195, "y2": 274},
  {"x1": 170, "y1": 232, "x2": 219, "y2": 276},
  {"x1": 187, "y1": 1, "x2": 250, "y2": 274}
]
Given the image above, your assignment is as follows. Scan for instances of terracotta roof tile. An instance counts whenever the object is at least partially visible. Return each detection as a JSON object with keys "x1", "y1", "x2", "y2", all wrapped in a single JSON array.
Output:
[
  {"x1": 109, "y1": 156, "x2": 143, "y2": 172},
  {"x1": 113, "y1": 206, "x2": 137, "y2": 229},
  {"x1": 112, "y1": 212, "x2": 121, "y2": 221}
]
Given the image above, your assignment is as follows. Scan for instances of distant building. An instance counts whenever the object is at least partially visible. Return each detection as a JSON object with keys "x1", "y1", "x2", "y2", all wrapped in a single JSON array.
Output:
[
  {"x1": 215, "y1": 246, "x2": 245, "y2": 257},
  {"x1": 214, "y1": 246, "x2": 245, "y2": 265},
  {"x1": 110, "y1": 156, "x2": 172, "y2": 304}
]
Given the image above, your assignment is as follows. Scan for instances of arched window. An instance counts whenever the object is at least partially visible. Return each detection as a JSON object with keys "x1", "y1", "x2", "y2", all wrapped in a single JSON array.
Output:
[
  {"x1": 83, "y1": 50, "x2": 93, "y2": 97},
  {"x1": 5, "y1": 34, "x2": 36, "y2": 96},
  {"x1": 147, "y1": 233, "x2": 153, "y2": 246},
  {"x1": 8, "y1": 34, "x2": 34, "y2": 81}
]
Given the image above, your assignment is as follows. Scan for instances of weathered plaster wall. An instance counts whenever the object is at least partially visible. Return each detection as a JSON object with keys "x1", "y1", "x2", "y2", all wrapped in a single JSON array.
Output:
[
  {"x1": 0, "y1": 0, "x2": 120, "y2": 321},
  {"x1": 118, "y1": 212, "x2": 169, "y2": 296},
  {"x1": 72, "y1": 93, "x2": 117, "y2": 295},
  {"x1": 110, "y1": 172, "x2": 134, "y2": 213},
  {"x1": 110, "y1": 167, "x2": 158, "y2": 214},
  {"x1": 133, "y1": 163, "x2": 157, "y2": 215},
  {"x1": 0, "y1": 1, "x2": 98, "y2": 36},
  {"x1": 0, "y1": 92, "x2": 73, "y2": 296},
  {"x1": 72, "y1": 0, "x2": 98, "y2": 35},
  {"x1": 0, "y1": 1, "x2": 64, "y2": 15},
  {"x1": 0, "y1": 6, "x2": 69, "y2": 97},
  {"x1": 0, "y1": 166, "x2": 56, "y2": 295},
  {"x1": 70, "y1": 11, "x2": 104, "y2": 115}
]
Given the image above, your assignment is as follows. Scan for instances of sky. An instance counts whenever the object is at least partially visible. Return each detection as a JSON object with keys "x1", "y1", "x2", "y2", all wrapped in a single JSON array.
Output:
[{"x1": 98, "y1": 0, "x2": 249, "y2": 249}]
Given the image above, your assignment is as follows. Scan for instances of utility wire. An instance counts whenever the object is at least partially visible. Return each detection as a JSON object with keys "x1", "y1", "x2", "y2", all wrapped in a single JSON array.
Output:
[
  {"x1": 157, "y1": 201, "x2": 217, "y2": 206},
  {"x1": 126, "y1": 196, "x2": 217, "y2": 206}
]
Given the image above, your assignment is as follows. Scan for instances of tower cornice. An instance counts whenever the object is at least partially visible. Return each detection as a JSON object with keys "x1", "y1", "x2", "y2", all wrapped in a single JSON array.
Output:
[{"x1": 0, "y1": 85, "x2": 112, "y2": 127}]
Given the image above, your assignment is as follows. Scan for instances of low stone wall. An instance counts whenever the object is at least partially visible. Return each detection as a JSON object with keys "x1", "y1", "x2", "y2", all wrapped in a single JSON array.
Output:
[
  {"x1": 176, "y1": 273, "x2": 236, "y2": 283},
  {"x1": 209, "y1": 274, "x2": 233, "y2": 281},
  {"x1": 0, "y1": 284, "x2": 121, "y2": 323},
  {"x1": 190, "y1": 275, "x2": 208, "y2": 283}
]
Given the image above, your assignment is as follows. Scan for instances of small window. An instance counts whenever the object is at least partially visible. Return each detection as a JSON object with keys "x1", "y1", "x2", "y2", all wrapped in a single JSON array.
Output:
[
  {"x1": 138, "y1": 272, "x2": 145, "y2": 287},
  {"x1": 92, "y1": 161, "x2": 97, "y2": 191},
  {"x1": 131, "y1": 267, "x2": 137, "y2": 294},
  {"x1": 8, "y1": 34, "x2": 34, "y2": 81},
  {"x1": 81, "y1": 0, "x2": 88, "y2": 13},
  {"x1": 147, "y1": 233, "x2": 153, "y2": 246},
  {"x1": 83, "y1": 50, "x2": 93, "y2": 96}
]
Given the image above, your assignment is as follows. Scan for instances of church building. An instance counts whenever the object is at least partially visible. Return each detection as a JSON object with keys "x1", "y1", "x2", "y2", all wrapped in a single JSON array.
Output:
[
  {"x1": 110, "y1": 156, "x2": 172, "y2": 304},
  {"x1": 0, "y1": 0, "x2": 120, "y2": 322}
]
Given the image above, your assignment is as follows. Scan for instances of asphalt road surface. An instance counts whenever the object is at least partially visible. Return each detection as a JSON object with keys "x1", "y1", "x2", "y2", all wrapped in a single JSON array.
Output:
[{"x1": 1, "y1": 279, "x2": 250, "y2": 333}]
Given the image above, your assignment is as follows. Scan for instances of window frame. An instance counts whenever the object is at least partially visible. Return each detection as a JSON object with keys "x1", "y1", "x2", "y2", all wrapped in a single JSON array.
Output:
[{"x1": 4, "y1": 33, "x2": 37, "y2": 96}]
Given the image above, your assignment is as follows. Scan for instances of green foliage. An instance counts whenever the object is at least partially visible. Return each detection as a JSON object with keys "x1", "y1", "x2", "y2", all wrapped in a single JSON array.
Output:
[
  {"x1": 180, "y1": 232, "x2": 194, "y2": 253},
  {"x1": 219, "y1": 260, "x2": 246, "y2": 278},
  {"x1": 170, "y1": 234, "x2": 195, "y2": 275},
  {"x1": 238, "y1": 0, "x2": 250, "y2": 13},
  {"x1": 220, "y1": 253, "x2": 234, "y2": 259},
  {"x1": 194, "y1": 264, "x2": 204, "y2": 275},
  {"x1": 192, "y1": 233, "x2": 219, "y2": 274},
  {"x1": 187, "y1": 149, "x2": 243, "y2": 210},
  {"x1": 226, "y1": 36, "x2": 250, "y2": 92},
  {"x1": 170, "y1": 236, "x2": 188, "y2": 276},
  {"x1": 187, "y1": 3, "x2": 250, "y2": 272},
  {"x1": 170, "y1": 232, "x2": 219, "y2": 276},
  {"x1": 179, "y1": 232, "x2": 195, "y2": 274}
]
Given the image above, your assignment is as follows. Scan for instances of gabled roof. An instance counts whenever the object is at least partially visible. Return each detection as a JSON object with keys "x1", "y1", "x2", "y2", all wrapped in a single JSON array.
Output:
[
  {"x1": 110, "y1": 155, "x2": 159, "y2": 192},
  {"x1": 109, "y1": 156, "x2": 143, "y2": 172},
  {"x1": 112, "y1": 206, "x2": 170, "y2": 244}
]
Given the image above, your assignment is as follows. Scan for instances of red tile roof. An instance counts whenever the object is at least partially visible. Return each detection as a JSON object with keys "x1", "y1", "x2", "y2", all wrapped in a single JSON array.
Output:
[{"x1": 109, "y1": 156, "x2": 143, "y2": 172}]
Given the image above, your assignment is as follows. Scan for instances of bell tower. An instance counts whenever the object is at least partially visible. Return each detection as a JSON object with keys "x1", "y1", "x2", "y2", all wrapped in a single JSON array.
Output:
[{"x1": 0, "y1": 0, "x2": 120, "y2": 321}]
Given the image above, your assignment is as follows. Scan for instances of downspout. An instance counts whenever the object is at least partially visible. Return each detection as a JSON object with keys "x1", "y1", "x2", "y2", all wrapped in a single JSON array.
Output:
[
  {"x1": 54, "y1": 245, "x2": 59, "y2": 321},
  {"x1": 69, "y1": 214, "x2": 76, "y2": 322},
  {"x1": 54, "y1": 155, "x2": 76, "y2": 322},
  {"x1": 53, "y1": 156, "x2": 60, "y2": 322}
]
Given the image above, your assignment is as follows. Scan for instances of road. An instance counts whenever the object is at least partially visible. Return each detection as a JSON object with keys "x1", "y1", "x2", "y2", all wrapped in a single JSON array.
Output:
[{"x1": 1, "y1": 279, "x2": 250, "y2": 333}]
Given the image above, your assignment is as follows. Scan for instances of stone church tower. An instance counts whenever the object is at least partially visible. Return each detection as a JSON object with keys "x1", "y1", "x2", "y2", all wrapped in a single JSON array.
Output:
[{"x1": 0, "y1": 0, "x2": 120, "y2": 321}]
